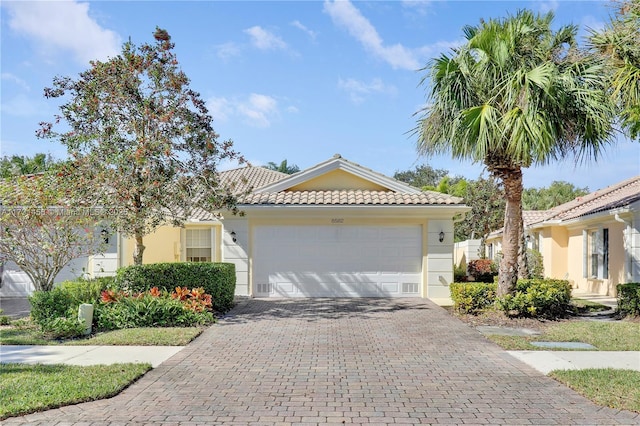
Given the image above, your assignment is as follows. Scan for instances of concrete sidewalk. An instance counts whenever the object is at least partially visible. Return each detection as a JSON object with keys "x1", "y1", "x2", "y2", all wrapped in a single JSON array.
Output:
[
  {"x1": 2, "y1": 343, "x2": 638, "y2": 374},
  {"x1": 0, "y1": 345, "x2": 182, "y2": 368},
  {"x1": 508, "y1": 350, "x2": 640, "y2": 374}
]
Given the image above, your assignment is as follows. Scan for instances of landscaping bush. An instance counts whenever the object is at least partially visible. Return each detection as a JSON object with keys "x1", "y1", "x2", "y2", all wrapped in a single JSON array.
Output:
[
  {"x1": 29, "y1": 288, "x2": 75, "y2": 326},
  {"x1": 617, "y1": 282, "x2": 640, "y2": 317},
  {"x1": 496, "y1": 278, "x2": 571, "y2": 319},
  {"x1": 450, "y1": 282, "x2": 497, "y2": 314},
  {"x1": 115, "y1": 262, "x2": 236, "y2": 312},
  {"x1": 28, "y1": 288, "x2": 85, "y2": 339},
  {"x1": 526, "y1": 249, "x2": 544, "y2": 279},
  {"x1": 94, "y1": 287, "x2": 214, "y2": 330},
  {"x1": 453, "y1": 262, "x2": 468, "y2": 282},
  {"x1": 467, "y1": 259, "x2": 498, "y2": 283},
  {"x1": 60, "y1": 277, "x2": 115, "y2": 306}
]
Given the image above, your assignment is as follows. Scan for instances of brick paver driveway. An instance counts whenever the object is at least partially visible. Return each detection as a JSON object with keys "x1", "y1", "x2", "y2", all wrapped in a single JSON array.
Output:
[{"x1": 4, "y1": 298, "x2": 639, "y2": 425}]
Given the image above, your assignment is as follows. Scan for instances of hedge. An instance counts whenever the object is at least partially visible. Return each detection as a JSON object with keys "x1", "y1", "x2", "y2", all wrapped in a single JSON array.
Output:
[
  {"x1": 115, "y1": 262, "x2": 236, "y2": 313},
  {"x1": 617, "y1": 283, "x2": 640, "y2": 317},
  {"x1": 496, "y1": 278, "x2": 571, "y2": 319},
  {"x1": 450, "y1": 282, "x2": 497, "y2": 314}
]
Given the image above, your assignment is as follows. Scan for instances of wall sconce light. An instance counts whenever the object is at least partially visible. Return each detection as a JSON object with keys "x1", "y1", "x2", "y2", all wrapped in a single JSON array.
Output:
[
  {"x1": 230, "y1": 230, "x2": 237, "y2": 243},
  {"x1": 439, "y1": 231, "x2": 445, "y2": 243}
]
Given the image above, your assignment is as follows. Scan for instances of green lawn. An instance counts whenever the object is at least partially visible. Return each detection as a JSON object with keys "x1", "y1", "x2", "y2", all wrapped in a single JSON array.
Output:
[
  {"x1": 486, "y1": 321, "x2": 640, "y2": 351},
  {"x1": 1, "y1": 320, "x2": 203, "y2": 346},
  {"x1": 0, "y1": 363, "x2": 151, "y2": 420},
  {"x1": 550, "y1": 369, "x2": 640, "y2": 413}
]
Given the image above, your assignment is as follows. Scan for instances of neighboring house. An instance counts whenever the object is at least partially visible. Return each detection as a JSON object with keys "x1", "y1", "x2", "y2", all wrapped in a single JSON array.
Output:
[
  {"x1": 485, "y1": 176, "x2": 640, "y2": 296},
  {"x1": 2, "y1": 155, "x2": 470, "y2": 304}
]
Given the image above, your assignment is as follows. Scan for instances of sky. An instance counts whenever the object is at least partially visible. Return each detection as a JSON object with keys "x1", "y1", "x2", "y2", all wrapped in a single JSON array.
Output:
[{"x1": 1, "y1": 0, "x2": 638, "y2": 192}]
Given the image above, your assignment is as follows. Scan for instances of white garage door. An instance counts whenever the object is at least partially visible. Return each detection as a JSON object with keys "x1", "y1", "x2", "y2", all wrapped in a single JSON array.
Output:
[{"x1": 253, "y1": 225, "x2": 422, "y2": 297}]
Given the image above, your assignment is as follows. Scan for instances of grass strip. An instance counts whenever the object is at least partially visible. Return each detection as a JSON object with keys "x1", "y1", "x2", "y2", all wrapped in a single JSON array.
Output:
[
  {"x1": 486, "y1": 321, "x2": 640, "y2": 351},
  {"x1": 67, "y1": 327, "x2": 203, "y2": 346},
  {"x1": 0, "y1": 363, "x2": 151, "y2": 420},
  {"x1": 550, "y1": 369, "x2": 640, "y2": 413},
  {"x1": 1, "y1": 324, "x2": 203, "y2": 346}
]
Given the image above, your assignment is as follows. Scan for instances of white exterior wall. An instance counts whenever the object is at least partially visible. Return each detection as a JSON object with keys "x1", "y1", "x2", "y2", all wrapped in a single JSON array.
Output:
[
  {"x1": 454, "y1": 239, "x2": 482, "y2": 268},
  {"x1": 222, "y1": 218, "x2": 250, "y2": 296},
  {"x1": 426, "y1": 220, "x2": 455, "y2": 302},
  {"x1": 630, "y1": 209, "x2": 640, "y2": 283}
]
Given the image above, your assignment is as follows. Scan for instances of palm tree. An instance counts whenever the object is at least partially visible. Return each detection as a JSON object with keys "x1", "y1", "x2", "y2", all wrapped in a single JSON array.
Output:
[
  {"x1": 265, "y1": 159, "x2": 300, "y2": 175},
  {"x1": 415, "y1": 10, "x2": 615, "y2": 295},
  {"x1": 590, "y1": 0, "x2": 640, "y2": 140}
]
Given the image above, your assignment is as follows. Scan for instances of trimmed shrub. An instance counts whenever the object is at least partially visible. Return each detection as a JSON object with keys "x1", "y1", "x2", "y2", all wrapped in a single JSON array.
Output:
[
  {"x1": 496, "y1": 278, "x2": 571, "y2": 319},
  {"x1": 617, "y1": 283, "x2": 640, "y2": 317},
  {"x1": 450, "y1": 282, "x2": 497, "y2": 314},
  {"x1": 467, "y1": 259, "x2": 498, "y2": 283},
  {"x1": 28, "y1": 288, "x2": 85, "y2": 339},
  {"x1": 29, "y1": 288, "x2": 75, "y2": 326},
  {"x1": 60, "y1": 277, "x2": 115, "y2": 306},
  {"x1": 94, "y1": 287, "x2": 214, "y2": 330},
  {"x1": 115, "y1": 262, "x2": 236, "y2": 313}
]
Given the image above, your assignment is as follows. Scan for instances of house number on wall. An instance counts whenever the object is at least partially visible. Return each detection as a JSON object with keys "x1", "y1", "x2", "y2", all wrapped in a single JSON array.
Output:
[{"x1": 331, "y1": 218, "x2": 344, "y2": 223}]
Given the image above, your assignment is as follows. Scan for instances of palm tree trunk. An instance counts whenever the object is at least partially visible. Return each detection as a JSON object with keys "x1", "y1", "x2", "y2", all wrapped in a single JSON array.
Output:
[
  {"x1": 518, "y1": 216, "x2": 530, "y2": 279},
  {"x1": 497, "y1": 167, "x2": 523, "y2": 296}
]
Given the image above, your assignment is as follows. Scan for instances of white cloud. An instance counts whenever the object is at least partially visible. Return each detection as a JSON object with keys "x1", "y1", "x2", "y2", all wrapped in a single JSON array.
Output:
[
  {"x1": 538, "y1": 0, "x2": 559, "y2": 14},
  {"x1": 338, "y1": 77, "x2": 397, "y2": 104},
  {"x1": 401, "y1": 0, "x2": 432, "y2": 16},
  {"x1": 207, "y1": 94, "x2": 282, "y2": 128},
  {"x1": 4, "y1": 0, "x2": 120, "y2": 65},
  {"x1": 291, "y1": 20, "x2": 317, "y2": 40},
  {"x1": 215, "y1": 42, "x2": 242, "y2": 62},
  {"x1": 238, "y1": 94, "x2": 279, "y2": 127},
  {"x1": 244, "y1": 26, "x2": 287, "y2": 51},
  {"x1": 207, "y1": 97, "x2": 233, "y2": 123},
  {"x1": 0, "y1": 94, "x2": 49, "y2": 117},
  {"x1": 1, "y1": 73, "x2": 30, "y2": 91},
  {"x1": 324, "y1": 0, "x2": 420, "y2": 70}
]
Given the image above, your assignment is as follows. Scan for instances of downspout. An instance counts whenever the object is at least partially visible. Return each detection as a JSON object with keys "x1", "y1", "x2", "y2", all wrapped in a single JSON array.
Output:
[{"x1": 614, "y1": 214, "x2": 632, "y2": 282}]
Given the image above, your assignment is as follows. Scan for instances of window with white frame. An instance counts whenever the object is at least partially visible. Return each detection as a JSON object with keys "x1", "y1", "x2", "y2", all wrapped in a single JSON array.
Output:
[
  {"x1": 585, "y1": 228, "x2": 608, "y2": 279},
  {"x1": 186, "y1": 228, "x2": 214, "y2": 262}
]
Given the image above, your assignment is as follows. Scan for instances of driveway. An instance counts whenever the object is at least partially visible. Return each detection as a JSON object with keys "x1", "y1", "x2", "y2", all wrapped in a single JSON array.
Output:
[{"x1": 3, "y1": 298, "x2": 639, "y2": 425}]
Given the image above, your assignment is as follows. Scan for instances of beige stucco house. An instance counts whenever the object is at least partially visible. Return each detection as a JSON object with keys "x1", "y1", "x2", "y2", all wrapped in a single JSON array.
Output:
[
  {"x1": 486, "y1": 176, "x2": 640, "y2": 296},
  {"x1": 0, "y1": 155, "x2": 469, "y2": 303},
  {"x1": 114, "y1": 155, "x2": 468, "y2": 303}
]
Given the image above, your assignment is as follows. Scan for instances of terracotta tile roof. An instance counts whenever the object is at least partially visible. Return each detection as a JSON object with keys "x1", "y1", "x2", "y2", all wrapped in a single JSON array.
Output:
[
  {"x1": 218, "y1": 166, "x2": 289, "y2": 193},
  {"x1": 523, "y1": 210, "x2": 552, "y2": 226},
  {"x1": 217, "y1": 163, "x2": 463, "y2": 206},
  {"x1": 526, "y1": 176, "x2": 640, "y2": 224},
  {"x1": 240, "y1": 190, "x2": 463, "y2": 206}
]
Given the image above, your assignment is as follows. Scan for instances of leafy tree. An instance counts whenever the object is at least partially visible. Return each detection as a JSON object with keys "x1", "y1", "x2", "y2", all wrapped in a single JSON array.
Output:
[
  {"x1": 522, "y1": 181, "x2": 588, "y2": 210},
  {"x1": 415, "y1": 10, "x2": 615, "y2": 295},
  {"x1": 38, "y1": 28, "x2": 244, "y2": 265},
  {"x1": 393, "y1": 164, "x2": 448, "y2": 189},
  {"x1": 0, "y1": 172, "x2": 107, "y2": 291},
  {"x1": 265, "y1": 159, "x2": 300, "y2": 174},
  {"x1": 454, "y1": 177, "x2": 505, "y2": 247},
  {"x1": 590, "y1": 0, "x2": 640, "y2": 140},
  {"x1": 0, "y1": 153, "x2": 59, "y2": 178}
]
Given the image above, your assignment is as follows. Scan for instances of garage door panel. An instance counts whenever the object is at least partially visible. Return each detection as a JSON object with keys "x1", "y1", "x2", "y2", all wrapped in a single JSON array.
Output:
[{"x1": 253, "y1": 225, "x2": 422, "y2": 297}]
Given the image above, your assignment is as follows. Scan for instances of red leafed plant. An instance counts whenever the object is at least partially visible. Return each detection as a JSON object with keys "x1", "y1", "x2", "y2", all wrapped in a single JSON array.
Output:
[
  {"x1": 100, "y1": 289, "x2": 126, "y2": 303},
  {"x1": 101, "y1": 286, "x2": 213, "y2": 313},
  {"x1": 171, "y1": 286, "x2": 212, "y2": 312}
]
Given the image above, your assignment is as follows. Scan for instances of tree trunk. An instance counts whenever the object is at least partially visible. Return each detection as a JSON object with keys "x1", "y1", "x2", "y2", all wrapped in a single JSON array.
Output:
[
  {"x1": 517, "y1": 215, "x2": 530, "y2": 280},
  {"x1": 497, "y1": 168, "x2": 524, "y2": 296},
  {"x1": 133, "y1": 233, "x2": 145, "y2": 265}
]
